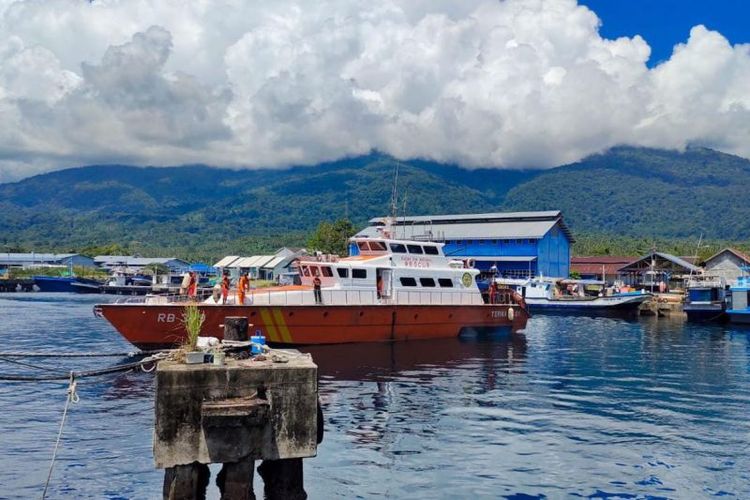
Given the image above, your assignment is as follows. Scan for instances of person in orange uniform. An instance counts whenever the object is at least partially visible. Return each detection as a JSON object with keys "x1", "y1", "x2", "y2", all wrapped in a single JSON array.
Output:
[
  {"x1": 221, "y1": 272, "x2": 231, "y2": 305},
  {"x1": 237, "y1": 271, "x2": 249, "y2": 305}
]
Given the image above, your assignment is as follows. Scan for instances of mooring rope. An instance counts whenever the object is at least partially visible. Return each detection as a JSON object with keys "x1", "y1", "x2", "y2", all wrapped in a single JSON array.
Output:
[
  {"x1": 0, "y1": 356, "x2": 69, "y2": 374},
  {"x1": 0, "y1": 353, "x2": 170, "y2": 382},
  {"x1": 41, "y1": 373, "x2": 79, "y2": 500},
  {"x1": 0, "y1": 349, "x2": 172, "y2": 358}
]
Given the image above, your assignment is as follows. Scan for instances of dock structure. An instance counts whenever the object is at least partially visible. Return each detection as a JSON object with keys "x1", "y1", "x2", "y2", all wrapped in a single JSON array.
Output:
[
  {"x1": 0, "y1": 278, "x2": 35, "y2": 292},
  {"x1": 155, "y1": 319, "x2": 319, "y2": 500}
]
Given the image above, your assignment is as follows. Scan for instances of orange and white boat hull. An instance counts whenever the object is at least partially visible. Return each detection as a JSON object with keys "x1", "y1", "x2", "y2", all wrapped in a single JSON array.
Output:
[{"x1": 96, "y1": 303, "x2": 529, "y2": 349}]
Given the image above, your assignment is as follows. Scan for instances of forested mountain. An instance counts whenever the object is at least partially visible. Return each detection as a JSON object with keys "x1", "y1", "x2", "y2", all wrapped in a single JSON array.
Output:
[{"x1": 1, "y1": 147, "x2": 748, "y2": 261}]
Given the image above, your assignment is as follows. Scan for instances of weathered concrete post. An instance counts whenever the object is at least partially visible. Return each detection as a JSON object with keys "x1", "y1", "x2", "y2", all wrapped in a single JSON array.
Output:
[
  {"x1": 155, "y1": 352, "x2": 318, "y2": 500},
  {"x1": 223, "y1": 317, "x2": 250, "y2": 342}
]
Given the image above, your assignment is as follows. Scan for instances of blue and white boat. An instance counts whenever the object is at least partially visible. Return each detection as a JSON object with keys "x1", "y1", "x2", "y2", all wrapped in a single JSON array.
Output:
[
  {"x1": 727, "y1": 275, "x2": 750, "y2": 324},
  {"x1": 496, "y1": 277, "x2": 651, "y2": 315},
  {"x1": 683, "y1": 275, "x2": 729, "y2": 323}
]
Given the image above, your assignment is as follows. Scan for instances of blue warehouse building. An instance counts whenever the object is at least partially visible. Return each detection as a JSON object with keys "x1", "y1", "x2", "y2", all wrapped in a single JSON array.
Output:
[{"x1": 356, "y1": 211, "x2": 574, "y2": 278}]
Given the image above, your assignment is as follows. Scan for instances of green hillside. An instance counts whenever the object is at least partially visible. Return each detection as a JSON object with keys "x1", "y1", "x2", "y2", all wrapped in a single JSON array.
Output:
[
  {"x1": 1, "y1": 146, "x2": 748, "y2": 261},
  {"x1": 503, "y1": 147, "x2": 750, "y2": 239},
  {"x1": 0, "y1": 156, "x2": 535, "y2": 260}
]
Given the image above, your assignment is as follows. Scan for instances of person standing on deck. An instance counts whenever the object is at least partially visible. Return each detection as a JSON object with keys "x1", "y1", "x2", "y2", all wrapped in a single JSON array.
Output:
[
  {"x1": 237, "y1": 271, "x2": 249, "y2": 305},
  {"x1": 221, "y1": 272, "x2": 231, "y2": 304},
  {"x1": 187, "y1": 271, "x2": 198, "y2": 298},
  {"x1": 489, "y1": 280, "x2": 498, "y2": 304},
  {"x1": 376, "y1": 274, "x2": 384, "y2": 300},
  {"x1": 180, "y1": 272, "x2": 190, "y2": 295},
  {"x1": 313, "y1": 275, "x2": 322, "y2": 304}
]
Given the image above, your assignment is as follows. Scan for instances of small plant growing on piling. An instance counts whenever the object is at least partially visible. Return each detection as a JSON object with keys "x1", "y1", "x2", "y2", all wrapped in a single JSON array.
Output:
[{"x1": 182, "y1": 304, "x2": 205, "y2": 352}]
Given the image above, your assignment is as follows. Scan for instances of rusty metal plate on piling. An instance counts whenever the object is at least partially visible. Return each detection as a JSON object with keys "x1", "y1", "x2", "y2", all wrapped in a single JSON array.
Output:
[{"x1": 153, "y1": 354, "x2": 318, "y2": 468}]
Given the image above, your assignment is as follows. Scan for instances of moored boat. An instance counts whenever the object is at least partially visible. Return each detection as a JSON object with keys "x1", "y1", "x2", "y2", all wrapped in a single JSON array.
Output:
[
  {"x1": 95, "y1": 234, "x2": 529, "y2": 348},
  {"x1": 727, "y1": 275, "x2": 750, "y2": 324},
  {"x1": 495, "y1": 277, "x2": 651, "y2": 315},
  {"x1": 34, "y1": 275, "x2": 102, "y2": 293},
  {"x1": 683, "y1": 275, "x2": 729, "y2": 323}
]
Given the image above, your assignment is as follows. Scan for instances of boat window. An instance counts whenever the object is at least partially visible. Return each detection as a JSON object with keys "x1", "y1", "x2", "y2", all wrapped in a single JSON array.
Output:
[
  {"x1": 322, "y1": 266, "x2": 333, "y2": 277},
  {"x1": 407, "y1": 245, "x2": 423, "y2": 254},
  {"x1": 357, "y1": 241, "x2": 371, "y2": 251},
  {"x1": 336, "y1": 268, "x2": 348, "y2": 278},
  {"x1": 438, "y1": 278, "x2": 453, "y2": 288},
  {"x1": 419, "y1": 277, "x2": 436, "y2": 287},
  {"x1": 369, "y1": 241, "x2": 387, "y2": 251},
  {"x1": 400, "y1": 277, "x2": 417, "y2": 287},
  {"x1": 423, "y1": 246, "x2": 439, "y2": 255},
  {"x1": 301, "y1": 266, "x2": 311, "y2": 277},
  {"x1": 390, "y1": 243, "x2": 407, "y2": 253},
  {"x1": 311, "y1": 266, "x2": 321, "y2": 277},
  {"x1": 352, "y1": 269, "x2": 367, "y2": 279}
]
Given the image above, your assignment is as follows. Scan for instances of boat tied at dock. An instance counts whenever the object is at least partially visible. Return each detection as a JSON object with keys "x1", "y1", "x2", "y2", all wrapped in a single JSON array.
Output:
[{"x1": 96, "y1": 233, "x2": 530, "y2": 348}]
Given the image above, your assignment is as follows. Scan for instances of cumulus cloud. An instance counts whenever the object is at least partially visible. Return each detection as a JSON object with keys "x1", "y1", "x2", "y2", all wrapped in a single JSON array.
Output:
[{"x1": 0, "y1": 0, "x2": 748, "y2": 182}]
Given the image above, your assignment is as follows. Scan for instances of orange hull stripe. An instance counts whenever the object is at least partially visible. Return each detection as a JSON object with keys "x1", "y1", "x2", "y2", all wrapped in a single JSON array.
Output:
[
  {"x1": 272, "y1": 309, "x2": 293, "y2": 343},
  {"x1": 259, "y1": 308, "x2": 279, "y2": 342}
]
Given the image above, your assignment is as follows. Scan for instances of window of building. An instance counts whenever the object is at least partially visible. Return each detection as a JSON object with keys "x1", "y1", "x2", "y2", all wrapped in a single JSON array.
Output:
[
  {"x1": 390, "y1": 243, "x2": 407, "y2": 253},
  {"x1": 423, "y1": 246, "x2": 439, "y2": 255},
  {"x1": 322, "y1": 266, "x2": 333, "y2": 277},
  {"x1": 438, "y1": 278, "x2": 453, "y2": 288},
  {"x1": 407, "y1": 245, "x2": 423, "y2": 254},
  {"x1": 400, "y1": 277, "x2": 417, "y2": 287},
  {"x1": 336, "y1": 268, "x2": 348, "y2": 278},
  {"x1": 352, "y1": 269, "x2": 367, "y2": 279},
  {"x1": 419, "y1": 277, "x2": 436, "y2": 287}
]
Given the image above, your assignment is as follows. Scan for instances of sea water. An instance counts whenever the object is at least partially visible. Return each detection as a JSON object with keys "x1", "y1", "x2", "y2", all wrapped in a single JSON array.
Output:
[{"x1": 0, "y1": 293, "x2": 748, "y2": 499}]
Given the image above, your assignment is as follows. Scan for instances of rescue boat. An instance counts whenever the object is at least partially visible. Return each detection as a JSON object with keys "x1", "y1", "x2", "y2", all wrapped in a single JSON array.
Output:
[{"x1": 95, "y1": 234, "x2": 529, "y2": 349}]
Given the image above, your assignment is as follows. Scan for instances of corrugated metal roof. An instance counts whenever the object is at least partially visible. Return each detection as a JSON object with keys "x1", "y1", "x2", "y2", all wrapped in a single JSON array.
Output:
[
  {"x1": 261, "y1": 256, "x2": 286, "y2": 269},
  {"x1": 0, "y1": 253, "x2": 79, "y2": 263},
  {"x1": 357, "y1": 220, "x2": 561, "y2": 240},
  {"x1": 94, "y1": 255, "x2": 186, "y2": 266},
  {"x1": 214, "y1": 256, "x2": 240, "y2": 267},
  {"x1": 368, "y1": 211, "x2": 561, "y2": 224},
  {"x1": 618, "y1": 252, "x2": 700, "y2": 273}
]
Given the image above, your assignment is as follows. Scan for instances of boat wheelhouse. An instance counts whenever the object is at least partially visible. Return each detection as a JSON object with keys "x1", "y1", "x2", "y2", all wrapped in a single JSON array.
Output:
[
  {"x1": 727, "y1": 275, "x2": 750, "y2": 324},
  {"x1": 683, "y1": 275, "x2": 729, "y2": 323}
]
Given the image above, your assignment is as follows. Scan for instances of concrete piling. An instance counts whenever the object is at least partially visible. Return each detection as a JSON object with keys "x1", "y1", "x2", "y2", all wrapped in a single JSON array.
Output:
[{"x1": 154, "y1": 331, "x2": 318, "y2": 500}]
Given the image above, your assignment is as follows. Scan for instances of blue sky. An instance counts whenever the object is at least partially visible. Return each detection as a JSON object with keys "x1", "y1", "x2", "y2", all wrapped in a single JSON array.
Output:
[{"x1": 579, "y1": 0, "x2": 750, "y2": 66}]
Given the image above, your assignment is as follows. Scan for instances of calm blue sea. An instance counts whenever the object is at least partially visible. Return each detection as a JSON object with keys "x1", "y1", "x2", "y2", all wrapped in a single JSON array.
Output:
[{"x1": 0, "y1": 293, "x2": 749, "y2": 499}]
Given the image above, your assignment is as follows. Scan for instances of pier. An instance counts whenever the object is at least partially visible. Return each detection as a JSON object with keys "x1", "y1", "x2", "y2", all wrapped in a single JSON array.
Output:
[
  {"x1": 155, "y1": 319, "x2": 320, "y2": 499},
  {"x1": 0, "y1": 278, "x2": 35, "y2": 292}
]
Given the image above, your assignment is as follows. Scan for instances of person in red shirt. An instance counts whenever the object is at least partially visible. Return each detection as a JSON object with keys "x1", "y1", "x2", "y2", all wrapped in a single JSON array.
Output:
[
  {"x1": 313, "y1": 275, "x2": 322, "y2": 304},
  {"x1": 221, "y1": 272, "x2": 230, "y2": 304},
  {"x1": 187, "y1": 271, "x2": 197, "y2": 298}
]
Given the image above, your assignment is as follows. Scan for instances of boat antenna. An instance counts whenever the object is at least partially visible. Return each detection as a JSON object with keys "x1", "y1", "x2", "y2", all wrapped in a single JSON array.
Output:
[{"x1": 687, "y1": 233, "x2": 704, "y2": 284}]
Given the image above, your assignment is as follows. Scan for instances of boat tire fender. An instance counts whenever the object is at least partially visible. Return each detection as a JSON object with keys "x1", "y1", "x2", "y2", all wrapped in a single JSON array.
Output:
[{"x1": 507, "y1": 307, "x2": 515, "y2": 321}]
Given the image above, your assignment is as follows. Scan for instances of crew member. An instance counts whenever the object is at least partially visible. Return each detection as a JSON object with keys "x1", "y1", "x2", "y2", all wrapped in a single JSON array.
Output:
[
  {"x1": 376, "y1": 274, "x2": 383, "y2": 300},
  {"x1": 237, "y1": 271, "x2": 249, "y2": 305},
  {"x1": 313, "y1": 275, "x2": 322, "y2": 304},
  {"x1": 180, "y1": 272, "x2": 191, "y2": 295},
  {"x1": 489, "y1": 280, "x2": 498, "y2": 304},
  {"x1": 221, "y1": 272, "x2": 231, "y2": 304},
  {"x1": 187, "y1": 271, "x2": 197, "y2": 298}
]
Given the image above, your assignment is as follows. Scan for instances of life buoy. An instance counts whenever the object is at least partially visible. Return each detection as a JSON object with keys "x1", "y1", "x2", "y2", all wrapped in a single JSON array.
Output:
[
  {"x1": 466, "y1": 258, "x2": 476, "y2": 268},
  {"x1": 507, "y1": 307, "x2": 515, "y2": 321}
]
